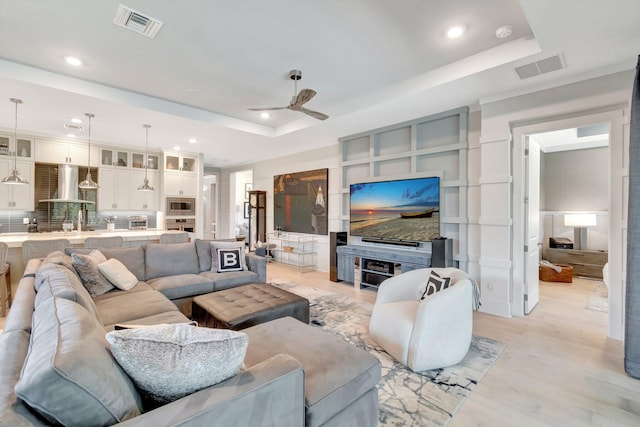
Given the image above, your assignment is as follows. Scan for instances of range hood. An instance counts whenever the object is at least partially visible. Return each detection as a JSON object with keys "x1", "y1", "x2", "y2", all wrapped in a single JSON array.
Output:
[{"x1": 39, "y1": 164, "x2": 95, "y2": 204}]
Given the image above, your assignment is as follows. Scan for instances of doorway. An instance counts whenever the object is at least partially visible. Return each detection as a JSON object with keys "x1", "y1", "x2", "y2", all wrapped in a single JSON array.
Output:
[
  {"x1": 203, "y1": 174, "x2": 218, "y2": 239},
  {"x1": 512, "y1": 113, "x2": 621, "y2": 316}
]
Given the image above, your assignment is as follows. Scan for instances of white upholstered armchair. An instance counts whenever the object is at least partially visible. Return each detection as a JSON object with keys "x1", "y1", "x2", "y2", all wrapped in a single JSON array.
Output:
[{"x1": 369, "y1": 267, "x2": 474, "y2": 372}]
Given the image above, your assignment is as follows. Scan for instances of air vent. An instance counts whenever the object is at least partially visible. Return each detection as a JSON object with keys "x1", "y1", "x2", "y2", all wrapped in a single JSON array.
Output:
[
  {"x1": 63, "y1": 123, "x2": 83, "y2": 131},
  {"x1": 113, "y1": 4, "x2": 163, "y2": 39},
  {"x1": 515, "y1": 54, "x2": 566, "y2": 80}
]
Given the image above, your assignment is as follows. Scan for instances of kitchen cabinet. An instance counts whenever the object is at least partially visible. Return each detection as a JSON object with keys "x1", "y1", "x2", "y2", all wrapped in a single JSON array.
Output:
[
  {"x1": 131, "y1": 152, "x2": 159, "y2": 171},
  {"x1": 0, "y1": 134, "x2": 34, "y2": 160},
  {"x1": 129, "y1": 170, "x2": 160, "y2": 210},
  {"x1": 0, "y1": 159, "x2": 34, "y2": 210},
  {"x1": 36, "y1": 139, "x2": 98, "y2": 166},
  {"x1": 163, "y1": 153, "x2": 198, "y2": 197},
  {"x1": 100, "y1": 148, "x2": 129, "y2": 168},
  {"x1": 165, "y1": 154, "x2": 196, "y2": 173},
  {"x1": 98, "y1": 168, "x2": 130, "y2": 210},
  {"x1": 164, "y1": 171, "x2": 197, "y2": 197}
]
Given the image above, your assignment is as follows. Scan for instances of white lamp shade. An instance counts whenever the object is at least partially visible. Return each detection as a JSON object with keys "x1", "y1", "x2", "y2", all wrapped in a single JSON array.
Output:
[{"x1": 564, "y1": 213, "x2": 597, "y2": 227}]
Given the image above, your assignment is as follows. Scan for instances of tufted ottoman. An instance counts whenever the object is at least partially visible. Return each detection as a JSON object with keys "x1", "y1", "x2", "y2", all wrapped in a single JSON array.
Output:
[{"x1": 192, "y1": 283, "x2": 309, "y2": 330}]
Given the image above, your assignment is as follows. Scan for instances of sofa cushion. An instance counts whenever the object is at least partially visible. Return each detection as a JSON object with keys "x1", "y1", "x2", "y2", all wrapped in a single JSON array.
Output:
[
  {"x1": 14, "y1": 297, "x2": 142, "y2": 426},
  {"x1": 244, "y1": 317, "x2": 381, "y2": 427},
  {"x1": 195, "y1": 239, "x2": 213, "y2": 272},
  {"x1": 96, "y1": 289, "x2": 183, "y2": 327},
  {"x1": 146, "y1": 274, "x2": 214, "y2": 300},
  {"x1": 210, "y1": 241, "x2": 247, "y2": 272},
  {"x1": 106, "y1": 324, "x2": 248, "y2": 403},
  {"x1": 92, "y1": 281, "x2": 152, "y2": 303},
  {"x1": 418, "y1": 270, "x2": 452, "y2": 301},
  {"x1": 145, "y1": 242, "x2": 199, "y2": 280},
  {"x1": 214, "y1": 247, "x2": 244, "y2": 272},
  {"x1": 101, "y1": 246, "x2": 146, "y2": 281},
  {"x1": 71, "y1": 250, "x2": 115, "y2": 297},
  {"x1": 41, "y1": 250, "x2": 74, "y2": 272},
  {"x1": 200, "y1": 270, "x2": 259, "y2": 291},
  {"x1": 34, "y1": 264, "x2": 101, "y2": 321},
  {"x1": 99, "y1": 258, "x2": 138, "y2": 290}
]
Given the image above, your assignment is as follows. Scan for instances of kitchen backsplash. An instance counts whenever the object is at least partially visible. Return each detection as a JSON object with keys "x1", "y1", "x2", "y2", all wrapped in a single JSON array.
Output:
[{"x1": 0, "y1": 211, "x2": 157, "y2": 233}]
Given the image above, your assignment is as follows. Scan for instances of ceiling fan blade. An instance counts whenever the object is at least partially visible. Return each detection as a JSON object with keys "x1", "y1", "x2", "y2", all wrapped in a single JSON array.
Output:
[
  {"x1": 291, "y1": 89, "x2": 317, "y2": 108},
  {"x1": 247, "y1": 106, "x2": 289, "y2": 111},
  {"x1": 301, "y1": 107, "x2": 329, "y2": 121}
]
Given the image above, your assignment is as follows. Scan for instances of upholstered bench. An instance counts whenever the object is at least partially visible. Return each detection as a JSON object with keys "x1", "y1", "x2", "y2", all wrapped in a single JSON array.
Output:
[
  {"x1": 192, "y1": 283, "x2": 310, "y2": 330},
  {"x1": 244, "y1": 316, "x2": 381, "y2": 427}
]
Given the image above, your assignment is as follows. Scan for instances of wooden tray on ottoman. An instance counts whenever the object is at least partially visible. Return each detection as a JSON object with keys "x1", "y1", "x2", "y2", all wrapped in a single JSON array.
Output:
[{"x1": 539, "y1": 264, "x2": 573, "y2": 283}]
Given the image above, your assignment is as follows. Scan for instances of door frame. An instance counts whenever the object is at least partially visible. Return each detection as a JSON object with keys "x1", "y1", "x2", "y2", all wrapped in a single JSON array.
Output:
[{"x1": 511, "y1": 109, "x2": 619, "y2": 318}]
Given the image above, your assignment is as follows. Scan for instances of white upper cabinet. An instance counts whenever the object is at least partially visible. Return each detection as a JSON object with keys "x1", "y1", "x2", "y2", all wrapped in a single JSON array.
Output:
[
  {"x1": 36, "y1": 139, "x2": 99, "y2": 167},
  {"x1": 0, "y1": 134, "x2": 34, "y2": 161}
]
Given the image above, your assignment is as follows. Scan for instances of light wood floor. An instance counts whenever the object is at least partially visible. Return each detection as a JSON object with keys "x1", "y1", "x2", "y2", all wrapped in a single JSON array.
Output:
[
  {"x1": 265, "y1": 264, "x2": 640, "y2": 427},
  {"x1": 3, "y1": 265, "x2": 640, "y2": 426}
]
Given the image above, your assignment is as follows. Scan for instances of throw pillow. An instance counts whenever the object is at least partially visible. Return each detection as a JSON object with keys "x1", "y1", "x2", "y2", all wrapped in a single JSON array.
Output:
[
  {"x1": 71, "y1": 250, "x2": 114, "y2": 297},
  {"x1": 98, "y1": 258, "x2": 138, "y2": 291},
  {"x1": 105, "y1": 324, "x2": 248, "y2": 403},
  {"x1": 419, "y1": 270, "x2": 452, "y2": 301},
  {"x1": 216, "y1": 248, "x2": 244, "y2": 272},
  {"x1": 210, "y1": 241, "x2": 247, "y2": 272}
]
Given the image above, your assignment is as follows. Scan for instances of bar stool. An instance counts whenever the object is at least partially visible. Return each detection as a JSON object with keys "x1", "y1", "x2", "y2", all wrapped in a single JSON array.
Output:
[
  {"x1": 21, "y1": 239, "x2": 71, "y2": 262},
  {"x1": 159, "y1": 232, "x2": 190, "y2": 244},
  {"x1": 84, "y1": 236, "x2": 124, "y2": 249},
  {"x1": 0, "y1": 242, "x2": 11, "y2": 318}
]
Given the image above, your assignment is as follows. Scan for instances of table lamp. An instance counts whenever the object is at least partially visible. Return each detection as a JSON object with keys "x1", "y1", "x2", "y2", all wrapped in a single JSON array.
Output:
[{"x1": 564, "y1": 213, "x2": 596, "y2": 250}]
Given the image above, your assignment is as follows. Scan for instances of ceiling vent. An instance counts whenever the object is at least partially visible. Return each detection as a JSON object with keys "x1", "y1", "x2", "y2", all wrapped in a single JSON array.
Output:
[
  {"x1": 113, "y1": 4, "x2": 163, "y2": 39},
  {"x1": 63, "y1": 123, "x2": 83, "y2": 131},
  {"x1": 515, "y1": 54, "x2": 566, "y2": 80}
]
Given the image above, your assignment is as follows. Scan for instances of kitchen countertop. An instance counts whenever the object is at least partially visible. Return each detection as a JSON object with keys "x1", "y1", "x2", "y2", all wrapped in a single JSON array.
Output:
[{"x1": 0, "y1": 229, "x2": 186, "y2": 248}]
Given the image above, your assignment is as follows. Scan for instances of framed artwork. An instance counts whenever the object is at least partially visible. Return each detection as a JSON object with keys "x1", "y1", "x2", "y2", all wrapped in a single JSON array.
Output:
[
  {"x1": 244, "y1": 183, "x2": 253, "y2": 200},
  {"x1": 243, "y1": 201, "x2": 250, "y2": 219},
  {"x1": 273, "y1": 168, "x2": 328, "y2": 235}
]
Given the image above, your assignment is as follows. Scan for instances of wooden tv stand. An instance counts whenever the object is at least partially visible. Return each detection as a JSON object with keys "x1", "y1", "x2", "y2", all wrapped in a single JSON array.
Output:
[{"x1": 336, "y1": 245, "x2": 430, "y2": 289}]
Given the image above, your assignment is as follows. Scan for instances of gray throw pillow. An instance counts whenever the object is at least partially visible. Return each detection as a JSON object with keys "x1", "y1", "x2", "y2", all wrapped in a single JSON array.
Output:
[
  {"x1": 210, "y1": 241, "x2": 247, "y2": 272},
  {"x1": 106, "y1": 324, "x2": 248, "y2": 403},
  {"x1": 71, "y1": 250, "x2": 114, "y2": 297}
]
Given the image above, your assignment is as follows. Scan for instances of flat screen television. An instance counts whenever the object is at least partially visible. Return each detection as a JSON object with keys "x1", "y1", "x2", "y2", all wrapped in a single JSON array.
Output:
[{"x1": 349, "y1": 176, "x2": 440, "y2": 242}]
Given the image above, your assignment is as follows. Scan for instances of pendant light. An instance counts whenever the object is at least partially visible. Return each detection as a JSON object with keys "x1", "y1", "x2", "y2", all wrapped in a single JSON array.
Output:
[
  {"x1": 137, "y1": 124, "x2": 154, "y2": 192},
  {"x1": 1, "y1": 98, "x2": 29, "y2": 185},
  {"x1": 78, "y1": 112, "x2": 99, "y2": 189}
]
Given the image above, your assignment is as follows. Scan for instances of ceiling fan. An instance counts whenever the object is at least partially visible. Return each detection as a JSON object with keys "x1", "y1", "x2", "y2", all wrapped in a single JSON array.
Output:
[{"x1": 249, "y1": 69, "x2": 329, "y2": 121}]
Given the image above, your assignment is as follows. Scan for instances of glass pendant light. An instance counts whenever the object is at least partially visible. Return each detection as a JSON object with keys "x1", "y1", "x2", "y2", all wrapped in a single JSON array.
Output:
[
  {"x1": 137, "y1": 124, "x2": 154, "y2": 192},
  {"x1": 1, "y1": 98, "x2": 29, "y2": 185},
  {"x1": 78, "y1": 112, "x2": 99, "y2": 189}
]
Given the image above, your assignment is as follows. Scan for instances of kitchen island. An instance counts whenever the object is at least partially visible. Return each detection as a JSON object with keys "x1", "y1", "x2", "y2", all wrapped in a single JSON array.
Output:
[{"x1": 0, "y1": 229, "x2": 189, "y2": 286}]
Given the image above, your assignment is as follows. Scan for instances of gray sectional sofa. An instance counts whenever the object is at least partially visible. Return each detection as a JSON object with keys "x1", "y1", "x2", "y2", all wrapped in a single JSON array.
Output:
[{"x1": 0, "y1": 240, "x2": 381, "y2": 427}]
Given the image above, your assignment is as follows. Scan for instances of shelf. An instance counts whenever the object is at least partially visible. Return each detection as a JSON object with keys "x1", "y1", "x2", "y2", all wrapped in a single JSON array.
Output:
[{"x1": 267, "y1": 233, "x2": 317, "y2": 271}]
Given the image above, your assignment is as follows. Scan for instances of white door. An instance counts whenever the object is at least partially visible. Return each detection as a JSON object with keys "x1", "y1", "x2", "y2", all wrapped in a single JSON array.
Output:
[{"x1": 524, "y1": 136, "x2": 541, "y2": 314}]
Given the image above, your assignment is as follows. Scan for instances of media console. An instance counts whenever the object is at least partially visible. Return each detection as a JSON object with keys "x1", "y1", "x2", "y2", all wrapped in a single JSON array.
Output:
[{"x1": 336, "y1": 245, "x2": 431, "y2": 289}]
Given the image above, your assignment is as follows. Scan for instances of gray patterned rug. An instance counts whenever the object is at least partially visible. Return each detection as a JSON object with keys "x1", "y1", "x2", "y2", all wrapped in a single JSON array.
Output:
[
  {"x1": 271, "y1": 279, "x2": 506, "y2": 426},
  {"x1": 586, "y1": 280, "x2": 609, "y2": 312}
]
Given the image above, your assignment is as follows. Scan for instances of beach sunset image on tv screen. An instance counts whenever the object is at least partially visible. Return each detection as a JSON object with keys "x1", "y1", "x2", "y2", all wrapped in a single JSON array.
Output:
[{"x1": 349, "y1": 176, "x2": 440, "y2": 242}]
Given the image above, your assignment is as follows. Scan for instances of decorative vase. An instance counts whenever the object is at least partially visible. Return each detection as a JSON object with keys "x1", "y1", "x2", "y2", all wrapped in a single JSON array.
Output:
[{"x1": 107, "y1": 223, "x2": 115, "y2": 232}]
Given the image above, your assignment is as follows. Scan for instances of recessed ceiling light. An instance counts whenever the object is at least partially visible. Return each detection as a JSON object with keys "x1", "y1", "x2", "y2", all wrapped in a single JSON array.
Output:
[
  {"x1": 495, "y1": 25, "x2": 513, "y2": 39},
  {"x1": 70, "y1": 117, "x2": 82, "y2": 124},
  {"x1": 188, "y1": 138, "x2": 197, "y2": 143},
  {"x1": 173, "y1": 146, "x2": 180, "y2": 151},
  {"x1": 260, "y1": 112, "x2": 270, "y2": 119},
  {"x1": 64, "y1": 56, "x2": 82, "y2": 66},
  {"x1": 447, "y1": 26, "x2": 464, "y2": 39},
  {"x1": 66, "y1": 133, "x2": 76, "y2": 138}
]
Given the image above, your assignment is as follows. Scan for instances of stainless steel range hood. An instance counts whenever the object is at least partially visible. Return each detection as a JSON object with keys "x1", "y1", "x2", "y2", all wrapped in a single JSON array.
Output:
[{"x1": 39, "y1": 164, "x2": 95, "y2": 204}]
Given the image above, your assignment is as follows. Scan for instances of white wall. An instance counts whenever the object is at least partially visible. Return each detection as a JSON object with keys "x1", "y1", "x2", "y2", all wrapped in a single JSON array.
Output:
[
  {"x1": 543, "y1": 147, "x2": 609, "y2": 211},
  {"x1": 480, "y1": 69, "x2": 632, "y2": 340}
]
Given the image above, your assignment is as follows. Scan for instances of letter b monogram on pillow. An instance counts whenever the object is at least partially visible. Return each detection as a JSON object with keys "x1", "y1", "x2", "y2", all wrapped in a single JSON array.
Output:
[{"x1": 216, "y1": 248, "x2": 243, "y2": 272}]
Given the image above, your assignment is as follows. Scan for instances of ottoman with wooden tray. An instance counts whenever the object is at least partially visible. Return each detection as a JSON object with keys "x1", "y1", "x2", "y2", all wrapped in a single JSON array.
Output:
[{"x1": 192, "y1": 283, "x2": 310, "y2": 330}]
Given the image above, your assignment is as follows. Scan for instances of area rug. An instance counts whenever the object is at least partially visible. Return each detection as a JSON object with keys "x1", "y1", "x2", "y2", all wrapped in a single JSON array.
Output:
[
  {"x1": 271, "y1": 279, "x2": 506, "y2": 426},
  {"x1": 586, "y1": 280, "x2": 608, "y2": 312}
]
